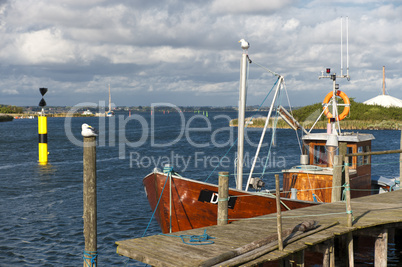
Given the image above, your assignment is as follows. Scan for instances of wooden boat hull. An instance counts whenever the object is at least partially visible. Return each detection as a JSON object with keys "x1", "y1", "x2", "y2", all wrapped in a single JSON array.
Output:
[{"x1": 143, "y1": 172, "x2": 319, "y2": 233}]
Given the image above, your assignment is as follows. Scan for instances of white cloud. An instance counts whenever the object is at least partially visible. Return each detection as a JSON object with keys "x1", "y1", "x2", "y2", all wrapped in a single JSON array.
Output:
[
  {"x1": 283, "y1": 18, "x2": 300, "y2": 31},
  {"x1": 2, "y1": 89, "x2": 19, "y2": 95},
  {"x1": 0, "y1": 0, "x2": 401, "y2": 106},
  {"x1": 8, "y1": 28, "x2": 75, "y2": 64}
]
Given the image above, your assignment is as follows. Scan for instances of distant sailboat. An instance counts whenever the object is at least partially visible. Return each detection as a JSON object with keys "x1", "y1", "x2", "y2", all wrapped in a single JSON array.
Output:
[{"x1": 107, "y1": 84, "x2": 114, "y2": 117}]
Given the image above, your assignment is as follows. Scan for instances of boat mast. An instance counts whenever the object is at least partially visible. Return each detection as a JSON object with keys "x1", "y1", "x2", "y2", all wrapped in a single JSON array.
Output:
[
  {"x1": 108, "y1": 84, "x2": 112, "y2": 113},
  {"x1": 320, "y1": 17, "x2": 350, "y2": 135},
  {"x1": 237, "y1": 47, "x2": 248, "y2": 190}
]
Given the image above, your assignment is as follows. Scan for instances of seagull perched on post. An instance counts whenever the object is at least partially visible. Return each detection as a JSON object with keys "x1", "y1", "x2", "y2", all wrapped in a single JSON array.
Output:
[
  {"x1": 238, "y1": 39, "x2": 250, "y2": 50},
  {"x1": 81, "y1": 123, "x2": 98, "y2": 137}
]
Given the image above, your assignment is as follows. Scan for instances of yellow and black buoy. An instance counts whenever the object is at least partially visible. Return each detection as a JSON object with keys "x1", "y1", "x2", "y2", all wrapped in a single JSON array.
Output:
[{"x1": 38, "y1": 88, "x2": 48, "y2": 165}]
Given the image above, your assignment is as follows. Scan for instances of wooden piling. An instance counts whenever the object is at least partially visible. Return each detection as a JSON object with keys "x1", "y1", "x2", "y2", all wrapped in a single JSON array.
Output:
[
  {"x1": 321, "y1": 239, "x2": 335, "y2": 267},
  {"x1": 344, "y1": 157, "x2": 352, "y2": 227},
  {"x1": 275, "y1": 174, "x2": 283, "y2": 251},
  {"x1": 218, "y1": 171, "x2": 229, "y2": 226},
  {"x1": 83, "y1": 136, "x2": 97, "y2": 267},
  {"x1": 339, "y1": 142, "x2": 347, "y2": 160},
  {"x1": 400, "y1": 129, "x2": 402, "y2": 181},
  {"x1": 344, "y1": 156, "x2": 354, "y2": 266},
  {"x1": 332, "y1": 155, "x2": 342, "y2": 202},
  {"x1": 374, "y1": 228, "x2": 388, "y2": 267},
  {"x1": 291, "y1": 250, "x2": 304, "y2": 267}
]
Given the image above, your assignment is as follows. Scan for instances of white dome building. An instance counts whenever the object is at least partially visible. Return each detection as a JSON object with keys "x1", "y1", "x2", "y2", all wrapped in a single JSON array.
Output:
[{"x1": 363, "y1": 66, "x2": 402, "y2": 108}]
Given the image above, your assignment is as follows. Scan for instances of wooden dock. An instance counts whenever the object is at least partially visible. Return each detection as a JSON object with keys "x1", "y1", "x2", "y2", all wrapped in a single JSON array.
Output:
[{"x1": 116, "y1": 190, "x2": 402, "y2": 266}]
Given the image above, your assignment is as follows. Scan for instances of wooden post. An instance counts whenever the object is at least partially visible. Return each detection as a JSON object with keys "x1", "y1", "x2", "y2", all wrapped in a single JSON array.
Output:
[
  {"x1": 83, "y1": 136, "x2": 97, "y2": 267},
  {"x1": 399, "y1": 129, "x2": 402, "y2": 182},
  {"x1": 314, "y1": 238, "x2": 335, "y2": 267},
  {"x1": 218, "y1": 171, "x2": 229, "y2": 226},
  {"x1": 332, "y1": 155, "x2": 342, "y2": 202},
  {"x1": 374, "y1": 228, "x2": 388, "y2": 267},
  {"x1": 344, "y1": 157, "x2": 352, "y2": 227},
  {"x1": 292, "y1": 250, "x2": 304, "y2": 267},
  {"x1": 346, "y1": 232, "x2": 354, "y2": 267},
  {"x1": 344, "y1": 156, "x2": 354, "y2": 266},
  {"x1": 339, "y1": 142, "x2": 347, "y2": 160},
  {"x1": 275, "y1": 174, "x2": 283, "y2": 251}
]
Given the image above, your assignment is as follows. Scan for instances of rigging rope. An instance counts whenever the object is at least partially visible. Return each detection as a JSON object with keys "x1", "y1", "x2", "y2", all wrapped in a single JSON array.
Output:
[
  {"x1": 204, "y1": 60, "x2": 280, "y2": 183},
  {"x1": 282, "y1": 79, "x2": 303, "y2": 154}
]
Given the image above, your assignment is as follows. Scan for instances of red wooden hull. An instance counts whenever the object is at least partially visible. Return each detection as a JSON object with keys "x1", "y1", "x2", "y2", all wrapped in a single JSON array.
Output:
[{"x1": 143, "y1": 172, "x2": 319, "y2": 233}]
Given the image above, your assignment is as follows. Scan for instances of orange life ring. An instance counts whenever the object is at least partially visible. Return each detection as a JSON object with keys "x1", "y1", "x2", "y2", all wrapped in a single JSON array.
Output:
[{"x1": 322, "y1": 90, "x2": 350, "y2": 121}]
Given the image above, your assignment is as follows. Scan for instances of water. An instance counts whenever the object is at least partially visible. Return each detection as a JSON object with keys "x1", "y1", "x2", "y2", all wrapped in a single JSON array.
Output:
[{"x1": 0, "y1": 112, "x2": 401, "y2": 266}]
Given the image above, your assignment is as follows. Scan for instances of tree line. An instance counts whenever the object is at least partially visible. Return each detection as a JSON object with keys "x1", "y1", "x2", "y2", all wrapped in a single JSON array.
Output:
[
  {"x1": 0, "y1": 105, "x2": 24, "y2": 114},
  {"x1": 292, "y1": 98, "x2": 402, "y2": 122}
]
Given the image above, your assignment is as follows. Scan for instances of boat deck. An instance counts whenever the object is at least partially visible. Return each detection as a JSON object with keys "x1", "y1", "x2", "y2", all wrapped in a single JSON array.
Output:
[{"x1": 116, "y1": 190, "x2": 402, "y2": 266}]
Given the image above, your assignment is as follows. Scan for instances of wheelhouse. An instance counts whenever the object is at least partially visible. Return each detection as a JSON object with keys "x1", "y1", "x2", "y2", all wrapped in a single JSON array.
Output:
[{"x1": 282, "y1": 132, "x2": 375, "y2": 202}]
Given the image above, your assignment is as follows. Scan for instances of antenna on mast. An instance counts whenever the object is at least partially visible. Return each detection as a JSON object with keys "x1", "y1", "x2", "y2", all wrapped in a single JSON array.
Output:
[
  {"x1": 346, "y1": 16, "x2": 349, "y2": 80},
  {"x1": 341, "y1": 17, "x2": 343, "y2": 77},
  {"x1": 339, "y1": 16, "x2": 350, "y2": 80},
  {"x1": 320, "y1": 16, "x2": 350, "y2": 81}
]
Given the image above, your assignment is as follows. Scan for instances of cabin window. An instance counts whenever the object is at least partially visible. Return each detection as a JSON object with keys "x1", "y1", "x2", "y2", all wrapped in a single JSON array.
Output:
[
  {"x1": 313, "y1": 145, "x2": 327, "y2": 165},
  {"x1": 357, "y1": 145, "x2": 370, "y2": 166},
  {"x1": 357, "y1": 146, "x2": 363, "y2": 166},
  {"x1": 347, "y1": 147, "x2": 354, "y2": 167},
  {"x1": 364, "y1": 146, "x2": 371, "y2": 164}
]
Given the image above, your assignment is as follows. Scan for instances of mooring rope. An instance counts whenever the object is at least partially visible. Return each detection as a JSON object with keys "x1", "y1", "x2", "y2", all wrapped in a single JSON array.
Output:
[
  {"x1": 83, "y1": 250, "x2": 98, "y2": 267},
  {"x1": 142, "y1": 170, "x2": 170, "y2": 237},
  {"x1": 160, "y1": 229, "x2": 216, "y2": 245}
]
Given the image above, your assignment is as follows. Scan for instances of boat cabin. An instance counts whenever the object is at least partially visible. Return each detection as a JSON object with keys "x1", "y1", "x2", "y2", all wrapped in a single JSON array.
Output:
[{"x1": 282, "y1": 132, "x2": 375, "y2": 203}]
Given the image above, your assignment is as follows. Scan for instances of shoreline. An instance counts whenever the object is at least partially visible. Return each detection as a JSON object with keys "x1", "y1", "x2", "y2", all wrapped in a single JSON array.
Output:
[{"x1": 229, "y1": 117, "x2": 402, "y2": 130}]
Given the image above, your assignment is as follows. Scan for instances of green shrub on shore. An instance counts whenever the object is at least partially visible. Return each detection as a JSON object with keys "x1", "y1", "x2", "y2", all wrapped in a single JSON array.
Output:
[
  {"x1": 0, "y1": 105, "x2": 23, "y2": 114},
  {"x1": 292, "y1": 98, "x2": 402, "y2": 122},
  {"x1": 0, "y1": 115, "x2": 13, "y2": 122},
  {"x1": 230, "y1": 99, "x2": 402, "y2": 130}
]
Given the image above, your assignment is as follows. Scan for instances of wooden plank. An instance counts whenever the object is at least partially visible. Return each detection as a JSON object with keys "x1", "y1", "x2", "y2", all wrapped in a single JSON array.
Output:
[
  {"x1": 116, "y1": 190, "x2": 402, "y2": 266},
  {"x1": 303, "y1": 233, "x2": 335, "y2": 246},
  {"x1": 206, "y1": 222, "x2": 337, "y2": 267},
  {"x1": 201, "y1": 221, "x2": 317, "y2": 267},
  {"x1": 283, "y1": 241, "x2": 308, "y2": 253},
  {"x1": 245, "y1": 249, "x2": 291, "y2": 266}
]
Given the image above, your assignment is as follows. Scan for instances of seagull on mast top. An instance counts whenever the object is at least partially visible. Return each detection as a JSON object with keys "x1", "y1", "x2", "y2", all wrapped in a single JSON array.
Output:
[{"x1": 239, "y1": 39, "x2": 250, "y2": 51}]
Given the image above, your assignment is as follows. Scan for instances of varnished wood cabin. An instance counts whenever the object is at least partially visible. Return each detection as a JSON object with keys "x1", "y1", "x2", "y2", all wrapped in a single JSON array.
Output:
[{"x1": 282, "y1": 132, "x2": 375, "y2": 203}]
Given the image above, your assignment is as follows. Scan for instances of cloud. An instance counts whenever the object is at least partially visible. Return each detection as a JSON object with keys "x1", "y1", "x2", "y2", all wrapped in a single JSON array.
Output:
[
  {"x1": 3, "y1": 28, "x2": 75, "y2": 64},
  {"x1": 0, "y1": 0, "x2": 401, "y2": 107},
  {"x1": 2, "y1": 88, "x2": 19, "y2": 95},
  {"x1": 210, "y1": 0, "x2": 295, "y2": 14}
]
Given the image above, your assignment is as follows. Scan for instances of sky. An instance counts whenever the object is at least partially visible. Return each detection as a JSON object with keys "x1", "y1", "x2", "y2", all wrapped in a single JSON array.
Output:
[{"x1": 0, "y1": 0, "x2": 401, "y2": 108}]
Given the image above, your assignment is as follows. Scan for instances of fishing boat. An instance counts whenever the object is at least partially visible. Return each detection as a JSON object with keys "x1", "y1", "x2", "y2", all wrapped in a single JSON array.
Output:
[{"x1": 143, "y1": 40, "x2": 396, "y2": 234}]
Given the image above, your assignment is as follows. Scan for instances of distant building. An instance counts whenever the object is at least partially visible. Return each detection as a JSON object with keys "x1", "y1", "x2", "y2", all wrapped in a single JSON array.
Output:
[
  {"x1": 363, "y1": 66, "x2": 402, "y2": 108},
  {"x1": 364, "y1": 95, "x2": 402, "y2": 108},
  {"x1": 82, "y1": 109, "x2": 93, "y2": 115}
]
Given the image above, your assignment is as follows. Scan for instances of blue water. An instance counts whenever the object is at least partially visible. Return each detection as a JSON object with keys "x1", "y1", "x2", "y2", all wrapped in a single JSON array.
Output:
[{"x1": 0, "y1": 112, "x2": 401, "y2": 266}]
